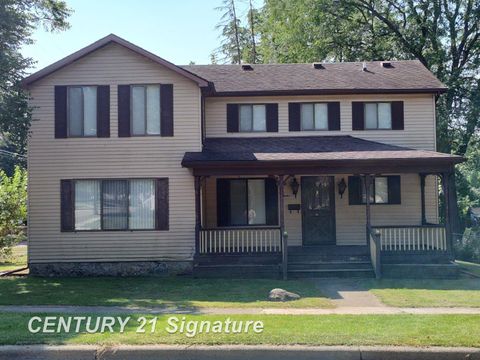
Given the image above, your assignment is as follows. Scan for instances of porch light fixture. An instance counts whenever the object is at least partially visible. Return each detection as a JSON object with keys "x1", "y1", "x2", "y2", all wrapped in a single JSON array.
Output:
[
  {"x1": 290, "y1": 176, "x2": 299, "y2": 198},
  {"x1": 338, "y1": 178, "x2": 347, "y2": 198}
]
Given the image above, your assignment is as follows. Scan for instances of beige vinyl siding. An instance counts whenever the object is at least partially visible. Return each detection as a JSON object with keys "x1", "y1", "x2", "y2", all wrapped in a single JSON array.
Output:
[
  {"x1": 27, "y1": 43, "x2": 201, "y2": 263},
  {"x1": 203, "y1": 174, "x2": 439, "y2": 246},
  {"x1": 205, "y1": 94, "x2": 436, "y2": 150}
]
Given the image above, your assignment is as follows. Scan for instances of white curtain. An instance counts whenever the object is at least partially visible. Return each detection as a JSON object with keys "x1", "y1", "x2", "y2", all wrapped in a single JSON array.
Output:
[
  {"x1": 129, "y1": 179, "x2": 155, "y2": 229},
  {"x1": 301, "y1": 103, "x2": 314, "y2": 130},
  {"x1": 365, "y1": 103, "x2": 378, "y2": 129},
  {"x1": 375, "y1": 177, "x2": 389, "y2": 204},
  {"x1": 378, "y1": 103, "x2": 392, "y2": 129},
  {"x1": 68, "y1": 87, "x2": 83, "y2": 136},
  {"x1": 248, "y1": 179, "x2": 266, "y2": 225},
  {"x1": 146, "y1": 85, "x2": 161, "y2": 135},
  {"x1": 132, "y1": 86, "x2": 146, "y2": 135},
  {"x1": 75, "y1": 180, "x2": 101, "y2": 230},
  {"x1": 83, "y1": 86, "x2": 97, "y2": 136},
  {"x1": 239, "y1": 105, "x2": 252, "y2": 131},
  {"x1": 252, "y1": 105, "x2": 266, "y2": 131},
  {"x1": 314, "y1": 103, "x2": 328, "y2": 130}
]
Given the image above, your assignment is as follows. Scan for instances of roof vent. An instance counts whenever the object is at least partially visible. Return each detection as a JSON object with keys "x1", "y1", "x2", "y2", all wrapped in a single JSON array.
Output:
[
  {"x1": 381, "y1": 61, "x2": 394, "y2": 68},
  {"x1": 362, "y1": 62, "x2": 368, "y2": 71},
  {"x1": 241, "y1": 64, "x2": 254, "y2": 71},
  {"x1": 312, "y1": 62, "x2": 325, "y2": 69}
]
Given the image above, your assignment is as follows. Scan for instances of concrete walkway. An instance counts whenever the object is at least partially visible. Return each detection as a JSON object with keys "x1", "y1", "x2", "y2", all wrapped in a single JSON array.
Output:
[
  {"x1": 2, "y1": 344, "x2": 480, "y2": 360},
  {"x1": 1, "y1": 304, "x2": 480, "y2": 315},
  {"x1": 315, "y1": 279, "x2": 387, "y2": 308}
]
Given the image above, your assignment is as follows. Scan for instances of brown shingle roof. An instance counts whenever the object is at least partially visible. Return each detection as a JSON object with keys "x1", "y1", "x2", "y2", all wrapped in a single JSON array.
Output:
[
  {"x1": 182, "y1": 61, "x2": 446, "y2": 96},
  {"x1": 182, "y1": 136, "x2": 462, "y2": 165}
]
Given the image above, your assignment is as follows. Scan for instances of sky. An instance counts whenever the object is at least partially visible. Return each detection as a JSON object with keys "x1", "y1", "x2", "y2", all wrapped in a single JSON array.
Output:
[{"x1": 21, "y1": 0, "x2": 257, "y2": 74}]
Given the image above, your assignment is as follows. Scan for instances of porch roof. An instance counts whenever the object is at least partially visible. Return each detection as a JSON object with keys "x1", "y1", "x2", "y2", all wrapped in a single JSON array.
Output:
[{"x1": 182, "y1": 136, "x2": 463, "y2": 175}]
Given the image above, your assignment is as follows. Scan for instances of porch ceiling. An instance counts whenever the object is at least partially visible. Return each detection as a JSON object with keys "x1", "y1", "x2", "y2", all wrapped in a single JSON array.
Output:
[{"x1": 182, "y1": 136, "x2": 464, "y2": 175}]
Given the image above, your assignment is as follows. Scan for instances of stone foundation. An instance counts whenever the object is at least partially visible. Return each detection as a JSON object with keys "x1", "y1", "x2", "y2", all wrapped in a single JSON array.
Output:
[{"x1": 29, "y1": 260, "x2": 193, "y2": 277}]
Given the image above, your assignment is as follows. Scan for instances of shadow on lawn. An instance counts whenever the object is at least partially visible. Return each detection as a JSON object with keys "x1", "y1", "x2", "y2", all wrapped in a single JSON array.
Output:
[{"x1": 0, "y1": 276, "x2": 324, "y2": 309}]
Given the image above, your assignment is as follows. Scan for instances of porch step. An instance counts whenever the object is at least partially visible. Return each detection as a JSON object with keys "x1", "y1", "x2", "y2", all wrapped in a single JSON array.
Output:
[
  {"x1": 195, "y1": 254, "x2": 281, "y2": 266},
  {"x1": 288, "y1": 254, "x2": 370, "y2": 263},
  {"x1": 288, "y1": 260, "x2": 373, "y2": 271},
  {"x1": 288, "y1": 268, "x2": 375, "y2": 278},
  {"x1": 193, "y1": 264, "x2": 280, "y2": 279}
]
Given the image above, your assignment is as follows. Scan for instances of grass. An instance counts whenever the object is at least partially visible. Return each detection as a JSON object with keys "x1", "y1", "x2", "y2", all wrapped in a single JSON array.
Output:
[
  {"x1": 456, "y1": 260, "x2": 480, "y2": 277},
  {"x1": 1, "y1": 312, "x2": 479, "y2": 347},
  {"x1": 0, "y1": 276, "x2": 332, "y2": 309},
  {"x1": 366, "y1": 277, "x2": 480, "y2": 308},
  {"x1": 0, "y1": 245, "x2": 27, "y2": 272}
]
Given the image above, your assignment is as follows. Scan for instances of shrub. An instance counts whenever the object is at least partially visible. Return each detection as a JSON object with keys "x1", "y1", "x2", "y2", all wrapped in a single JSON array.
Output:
[
  {"x1": 0, "y1": 166, "x2": 27, "y2": 259},
  {"x1": 455, "y1": 227, "x2": 480, "y2": 263}
]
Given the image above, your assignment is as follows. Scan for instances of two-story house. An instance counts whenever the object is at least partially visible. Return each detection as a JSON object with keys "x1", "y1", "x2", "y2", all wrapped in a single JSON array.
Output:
[{"x1": 23, "y1": 34, "x2": 463, "y2": 278}]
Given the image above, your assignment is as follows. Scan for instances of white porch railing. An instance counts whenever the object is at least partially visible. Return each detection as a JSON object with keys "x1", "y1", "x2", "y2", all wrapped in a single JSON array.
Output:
[
  {"x1": 373, "y1": 225, "x2": 447, "y2": 251},
  {"x1": 199, "y1": 227, "x2": 282, "y2": 254}
]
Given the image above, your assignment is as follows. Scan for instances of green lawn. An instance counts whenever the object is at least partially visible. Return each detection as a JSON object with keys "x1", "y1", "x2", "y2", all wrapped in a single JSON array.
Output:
[
  {"x1": 1, "y1": 313, "x2": 479, "y2": 347},
  {"x1": 0, "y1": 246, "x2": 27, "y2": 272},
  {"x1": 0, "y1": 276, "x2": 332, "y2": 309},
  {"x1": 367, "y1": 278, "x2": 480, "y2": 308},
  {"x1": 456, "y1": 260, "x2": 480, "y2": 277}
]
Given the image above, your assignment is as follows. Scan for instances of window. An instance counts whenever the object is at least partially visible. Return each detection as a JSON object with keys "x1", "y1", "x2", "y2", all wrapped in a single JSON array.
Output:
[
  {"x1": 364, "y1": 102, "x2": 392, "y2": 129},
  {"x1": 239, "y1": 104, "x2": 266, "y2": 132},
  {"x1": 301, "y1": 103, "x2": 328, "y2": 130},
  {"x1": 131, "y1": 85, "x2": 161, "y2": 135},
  {"x1": 348, "y1": 176, "x2": 401, "y2": 205},
  {"x1": 217, "y1": 178, "x2": 278, "y2": 226},
  {"x1": 73, "y1": 179, "x2": 156, "y2": 230},
  {"x1": 68, "y1": 86, "x2": 97, "y2": 136}
]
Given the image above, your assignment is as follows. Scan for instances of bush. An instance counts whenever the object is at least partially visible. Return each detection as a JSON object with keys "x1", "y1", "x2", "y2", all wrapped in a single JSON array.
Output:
[
  {"x1": 0, "y1": 166, "x2": 27, "y2": 259},
  {"x1": 455, "y1": 227, "x2": 480, "y2": 263}
]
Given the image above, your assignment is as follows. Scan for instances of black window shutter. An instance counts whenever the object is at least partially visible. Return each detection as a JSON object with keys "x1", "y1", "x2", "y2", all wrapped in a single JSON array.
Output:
[
  {"x1": 348, "y1": 176, "x2": 362, "y2": 205},
  {"x1": 96, "y1": 85, "x2": 110, "y2": 137},
  {"x1": 161, "y1": 84, "x2": 174, "y2": 136},
  {"x1": 328, "y1": 102, "x2": 341, "y2": 130},
  {"x1": 352, "y1": 102, "x2": 365, "y2": 130},
  {"x1": 226, "y1": 104, "x2": 239, "y2": 132},
  {"x1": 265, "y1": 178, "x2": 279, "y2": 225},
  {"x1": 60, "y1": 180, "x2": 74, "y2": 231},
  {"x1": 288, "y1": 103, "x2": 301, "y2": 131},
  {"x1": 266, "y1": 104, "x2": 279, "y2": 132},
  {"x1": 54, "y1": 86, "x2": 68, "y2": 138},
  {"x1": 118, "y1": 85, "x2": 131, "y2": 137},
  {"x1": 391, "y1": 101, "x2": 404, "y2": 130},
  {"x1": 216, "y1": 179, "x2": 231, "y2": 226},
  {"x1": 156, "y1": 178, "x2": 169, "y2": 230},
  {"x1": 387, "y1": 176, "x2": 401, "y2": 204}
]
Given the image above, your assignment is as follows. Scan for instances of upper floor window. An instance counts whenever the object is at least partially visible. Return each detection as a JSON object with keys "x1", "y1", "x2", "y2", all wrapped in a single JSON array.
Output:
[
  {"x1": 68, "y1": 86, "x2": 97, "y2": 136},
  {"x1": 131, "y1": 85, "x2": 161, "y2": 136},
  {"x1": 364, "y1": 102, "x2": 392, "y2": 129},
  {"x1": 239, "y1": 104, "x2": 266, "y2": 132},
  {"x1": 301, "y1": 103, "x2": 328, "y2": 130}
]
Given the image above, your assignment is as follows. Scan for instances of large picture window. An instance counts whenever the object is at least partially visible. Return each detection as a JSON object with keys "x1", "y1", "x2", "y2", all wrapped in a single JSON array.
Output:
[
  {"x1": 73, "y1": 179, "x2": 156, "y2": 230},
  {"x1": 217, "y1": 178, "x2": 278, "y2": 226},
  {"x1": 68, "y1": 86, "x2": 97, "y2": 136},
  {"x1": 131, "y1": 85, "x2": 161, "y2": 135}
]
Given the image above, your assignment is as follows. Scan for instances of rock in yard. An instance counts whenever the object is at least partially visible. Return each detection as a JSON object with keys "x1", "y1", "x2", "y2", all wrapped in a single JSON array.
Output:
[{"x1": 268, "y1": 288, "x2": 301, "y2": 302}]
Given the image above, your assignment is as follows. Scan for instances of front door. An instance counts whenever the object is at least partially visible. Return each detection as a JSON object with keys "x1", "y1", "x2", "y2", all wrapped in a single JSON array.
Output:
[{"x1": 301, "y1": 176, "x2": 336, "y2": 245}]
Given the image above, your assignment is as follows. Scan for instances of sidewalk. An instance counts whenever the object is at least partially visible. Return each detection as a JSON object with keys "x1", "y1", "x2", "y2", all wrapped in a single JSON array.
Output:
[
  {"x1": 1, "y1": 304, "x2": 480, "y2": 315},
  {"x1": 1, "y1": 344, "x2": 479, "y2": 360}
]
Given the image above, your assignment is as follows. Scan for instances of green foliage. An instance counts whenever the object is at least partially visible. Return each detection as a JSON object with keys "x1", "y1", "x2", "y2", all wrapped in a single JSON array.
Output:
[
  {"x1": 0, "y1": 0, "x2": 72, "y2": 173},
  {"x1": 454, "y1": 227, "x2": 480, "y2": 263},
  {"x1": 0, "y1": 166, "x2": 27, "y2": 258}
]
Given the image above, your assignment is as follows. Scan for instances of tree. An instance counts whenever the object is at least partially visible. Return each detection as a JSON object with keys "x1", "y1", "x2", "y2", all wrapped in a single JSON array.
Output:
[
  {"x1": 0, "y1": 0, "x2": 72, "y2": 174},
  {"x1": 257, "y1": 0, "x2": 480, "y2": 230},
  {"x1": 213, "y1": 0, "x2": 247, "y2": 64},
  {"x1": 0, "y1": 166, "x2": 27, "y2": 258}
]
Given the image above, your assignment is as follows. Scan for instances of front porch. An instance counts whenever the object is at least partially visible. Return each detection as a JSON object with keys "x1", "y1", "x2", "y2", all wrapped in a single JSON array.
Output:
[{"x1": 183, "y1": 136, "x2": 463, "y2": 279}]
